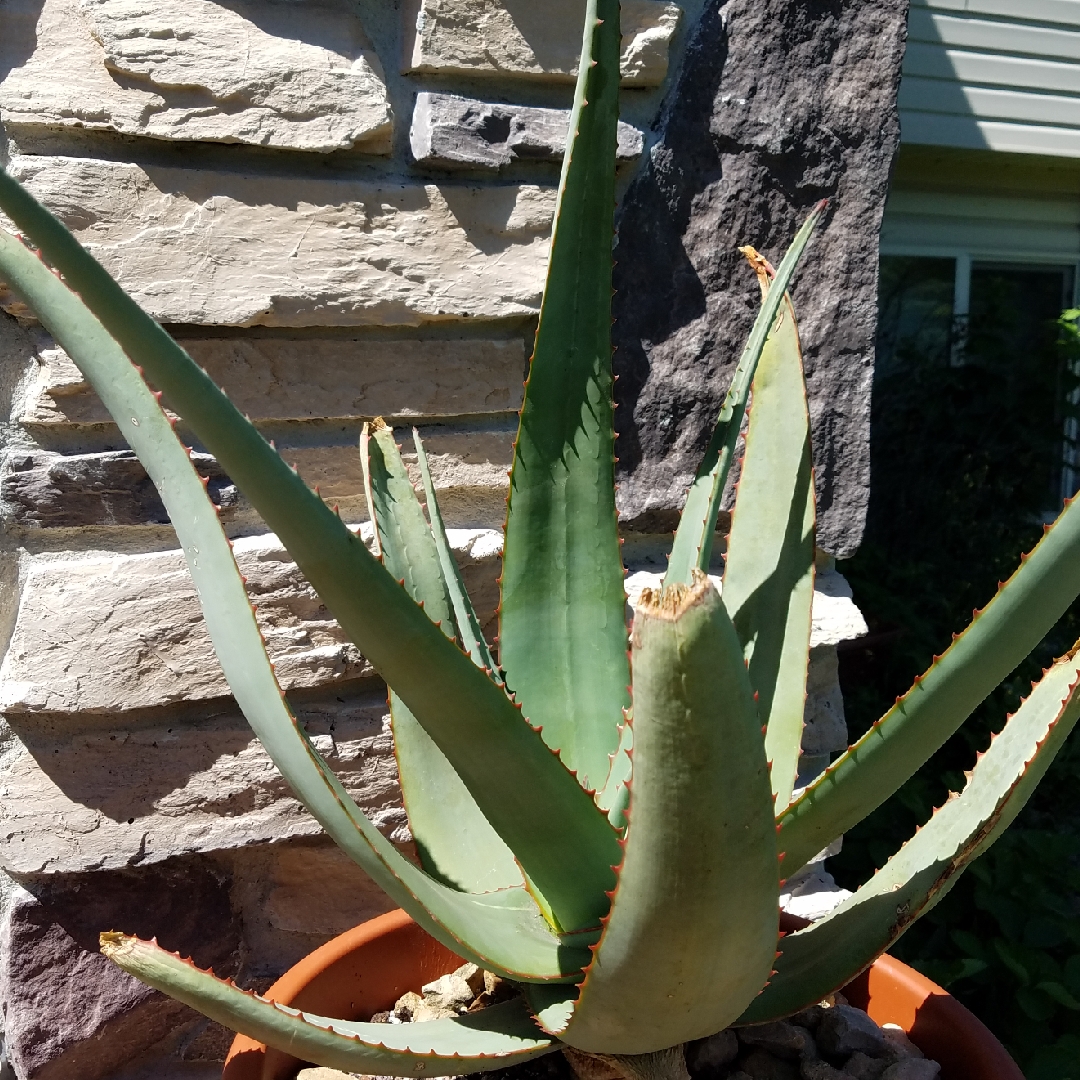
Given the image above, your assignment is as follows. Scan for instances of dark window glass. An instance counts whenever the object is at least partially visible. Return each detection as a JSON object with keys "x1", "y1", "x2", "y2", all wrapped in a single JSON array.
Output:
[
  {"x1": 876, "y1": 256, "x2": 956, "y2": 375},
  {"x1": 967, "y1": 263, "x2": 1074, "y2": 364}
]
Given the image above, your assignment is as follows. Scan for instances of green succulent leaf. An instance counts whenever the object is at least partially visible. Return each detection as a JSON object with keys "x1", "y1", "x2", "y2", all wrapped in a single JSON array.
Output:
[
  {"x1": 528, "y1": 578, "x2": 778, "y2": 1054},
  {"x1": 741, "y1": 641, "x2": 1080, "y2": 1023},
  {"x1": 101, "y1": 934, "x2": 559, "y2": 1076},
  {"x1": 0, "y1": 227, "x2": 595, "y2": 983},
  {"x1": 361, "y1": 421, "x2": 524, "y2": 896},
  {"x1": 0, "y1": 175, "x2": 620, "y2": 935},
  {"x1": 362, "y1": 420, "x2": 456, "y2": 633},
  {"x1": 414, "y1": 428, "x2": 501, "y2": 680},
  {"x1": 722, "y1": 249, "x2": 815, "y2": 810},
  {"x1": 779, "y1": 491, "x2": 1080, "y2": 873},
  {"x1": 596, "y1": 718, "x2": 633, "y2": 830},
  {"x1": 665, "y1": 203, "x2": 825, "y2": 588},
  {"x1": 499, "y1": 0, "x2": 630, "y2": 795}
]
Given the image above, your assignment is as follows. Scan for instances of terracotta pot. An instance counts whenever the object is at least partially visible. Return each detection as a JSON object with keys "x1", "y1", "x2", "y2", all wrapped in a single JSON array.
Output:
[{"x1": 223, "y1": 909, "x2": 1022, "y2": 1080}]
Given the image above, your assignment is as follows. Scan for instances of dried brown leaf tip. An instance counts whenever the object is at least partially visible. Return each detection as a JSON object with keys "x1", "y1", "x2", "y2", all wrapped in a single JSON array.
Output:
[{"x1": 636, "y1": 571, "x2": 713, "y2": 621}]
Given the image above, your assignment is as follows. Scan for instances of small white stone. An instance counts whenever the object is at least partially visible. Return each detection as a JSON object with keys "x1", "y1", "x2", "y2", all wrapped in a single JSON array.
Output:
[{"x1": 882, "y1": 1025, "x2": 925, "y2": 1060}]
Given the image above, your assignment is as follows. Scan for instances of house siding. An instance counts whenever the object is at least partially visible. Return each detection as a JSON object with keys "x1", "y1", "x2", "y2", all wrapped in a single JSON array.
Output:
[{"x1": 901, "y1": 0, "x2": 1080, "y2": 157}]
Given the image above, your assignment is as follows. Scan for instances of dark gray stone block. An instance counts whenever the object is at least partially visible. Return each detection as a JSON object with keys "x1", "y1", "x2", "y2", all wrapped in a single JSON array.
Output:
[
  {"x1": 0, "y1": 858, "x2": 240, "y2": 1080},
  {"x1": 411, "y1": 92, "x2": 643, "y2": 169},
  {"x1": 612, "y1": 0, "x2": 909, "y2": 556},
  {"x1": 2, "y1": 450, "x2": 238, "y2": 529}
]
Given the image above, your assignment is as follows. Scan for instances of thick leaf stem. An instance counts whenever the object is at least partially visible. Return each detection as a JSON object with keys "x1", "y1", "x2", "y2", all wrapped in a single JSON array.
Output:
[{"x1": 564, "y1": 1047, "x2": 691, "y2": 1080}]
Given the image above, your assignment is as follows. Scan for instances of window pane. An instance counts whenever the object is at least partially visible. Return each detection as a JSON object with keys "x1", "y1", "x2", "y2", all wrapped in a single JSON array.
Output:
[
  {"x1": 968, "y1": 263, "x2": 1074, "y2": 367},
  {"x1": 876, "y1": 256, "x2": 955, "y2": 375},
  {"x1": 967, "y1": 263, "x2": 1075, "y2": 507}
]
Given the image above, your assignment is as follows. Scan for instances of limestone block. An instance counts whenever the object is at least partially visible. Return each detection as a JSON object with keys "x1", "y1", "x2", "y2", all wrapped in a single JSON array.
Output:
[
  {"x1": 22, "y1": 333, "x2": 527, "y2": 427},
  {"x1": 0, "y1": 529, "x2": 502, "y2": 714},
  {"x1": 0, "y1": 0, "x2": 391, "y2": 153},
  {"x1": 810, "y1": 570, "x2": 869, "y2": 648},
  {"x1": 0, "y1": 536, "x2": 365, "y2": 714},
  {"x1": 2, "y1": 156, "x2": 556, "y2": 327},
  {"x1": 1, "y1": 859, "x2": 238, "y2": 1080},
  {"x1": 234, "y1": 842, "x2": 399, "y2": 975},
  {"x1": 612, "y1": 0, "x2": 909, "y2": 556},
  {"x1": 802, "y1": 645, "x2": 848, "y2": 757},
  {"x1": 406, "y1": 0, "x2": 681, "y2": 86},
  {"x1": 287, "y1": 430, "x2": 516, "y2": 527},
  {"x1": 2, "y1": 432, "x2": 516, "y2": 530},
  {"x1": 0, "y1": 693, "x2": 406, "y2": 876},
  {"x1": 779, "y1": 864, "x2": 851, "y2": 923},
  {"x1": 240, "y1": 431, "x2": 516, "y2": 516},
  {"x1": 411, "y1": 92, "x2": 643, "y2": 170}
]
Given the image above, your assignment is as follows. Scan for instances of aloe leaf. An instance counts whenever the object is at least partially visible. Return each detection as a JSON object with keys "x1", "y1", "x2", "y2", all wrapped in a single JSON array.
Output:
[
  {"x1": 101, "y1": 934, "x2": 559, "y2": 1076},
  {"x1": 722, "y1": 249, "x2": 815, "y2": 810},
  {"x1": 741, "y1": 642, "x2": 1080, "y2": 1023},
  {"x1": 528, "y1": 578, "x2": 778, "y2": 1054},
  {"x1": 596, "y1": 718, "x2": 633, "y2": 829},
  {"x1": 363, "y1": 420, "x2": 456, "y2": 633},
  {"x1": 778, "y1": 491, "x2": 1080, "y2": 873},
  {"x1": 414, "y1": 428, "x2": 501, "y2": 680},
  {"x1": 0, "y1": 228, "x2": 597, "y2": 982},
  {"x1": 362, "y1": 421, "x2": 523, "y2": 895},
  {"x1": 0, "y1": 178, "x2": 621, "y2": 934},
  {"x1": 499, "y1": 0, "x2": 630, "y2": 794},
  {"x1": 665, "y1": 204, "x2": 825, "y2": 588}
]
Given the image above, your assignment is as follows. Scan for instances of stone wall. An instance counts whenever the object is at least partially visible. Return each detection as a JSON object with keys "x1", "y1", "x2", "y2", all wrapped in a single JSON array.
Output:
[{"x1": 0, "y1": 1, "x2": 906, "y2": 1077}]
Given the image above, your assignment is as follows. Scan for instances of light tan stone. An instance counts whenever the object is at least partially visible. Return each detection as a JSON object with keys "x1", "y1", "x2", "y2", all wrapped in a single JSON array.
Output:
[
  {"x1": 2, "y1": 430, "x2": 516, "y2": 531},
  {"x1": 262, "y1": 846, "x2": 396, "y2": 938},
  {"x1": 810, "y1": 569, "x2": 870, "y2": 647},
  {"x1": 0, "y1": 528, "x2": 503, "y2": 715},
  {"x1": 0, "y1": 692, "x2": 406, "y2": 875},
  {"x1": 0, "y1": 0, "x2": 391, "y2": 153},
  {"x1": 406, "y1": 0, "x2": 681, "y2": 85},
  {"x1": 234, "y1": 842, "x2": 400, "y2": 973},
  {"x1": 2, "y1": 156, "x2": 556, "y2": 327},
  {"x1": 23, "y1": 334, "x2": 527, "y2": 426},
  {"x1": 286, "y1": 430, "x2": 515, "y2": 529},
  {"x1": 285, "y1": 428, "x2": 515, "y2": 501}
]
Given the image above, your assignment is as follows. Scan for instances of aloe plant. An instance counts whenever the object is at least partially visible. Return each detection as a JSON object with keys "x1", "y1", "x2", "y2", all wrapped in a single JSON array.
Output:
[{"x1": 2, "y1": 1, "x2": 1080, "y2": 1076}]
